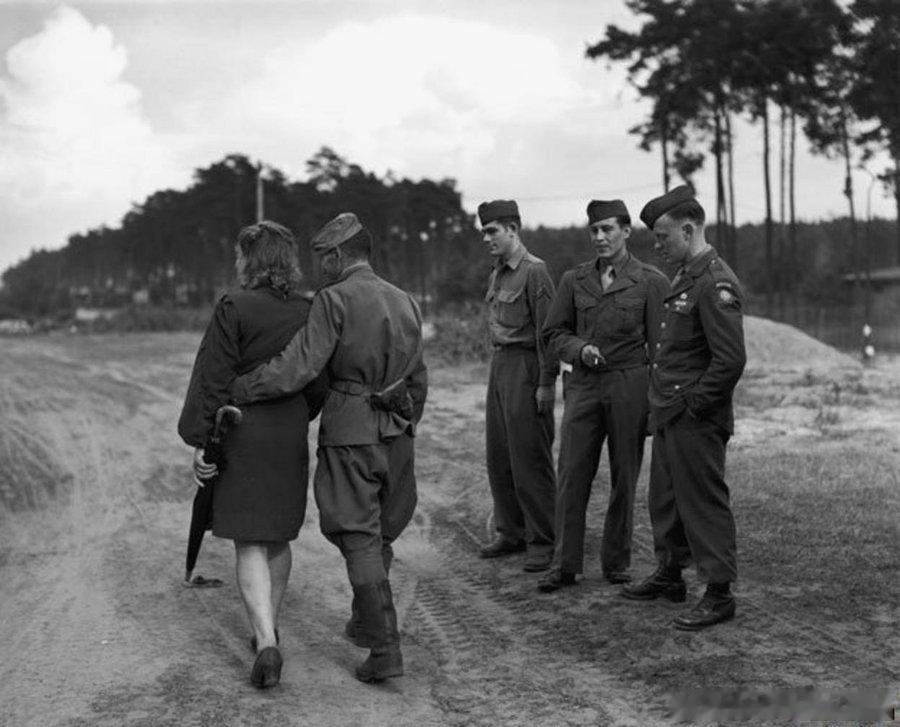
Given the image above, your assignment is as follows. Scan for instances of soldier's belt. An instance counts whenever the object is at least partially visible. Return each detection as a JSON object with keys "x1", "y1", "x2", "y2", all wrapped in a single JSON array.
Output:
[
  {"x1": 331, "y1": 379, "x2": 413, "y2": 419},
  {"x1": 330, "y1": 380, "x2": 369, "y2": 396}
]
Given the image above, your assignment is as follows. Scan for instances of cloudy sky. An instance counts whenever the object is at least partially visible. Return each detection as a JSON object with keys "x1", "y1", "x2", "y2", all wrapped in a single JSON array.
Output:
[{"x1": 0, "y1": 0, "x2": 894, "y2": 274}]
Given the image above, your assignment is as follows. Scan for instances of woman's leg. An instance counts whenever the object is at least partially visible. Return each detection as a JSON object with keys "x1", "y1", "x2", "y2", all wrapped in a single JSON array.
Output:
[
  {"x1": 234, "y1": 540, "x2": 278, "y2": 651},
  {"x1": 267, "y1": 542, "x2": 292, "y2": 631}
]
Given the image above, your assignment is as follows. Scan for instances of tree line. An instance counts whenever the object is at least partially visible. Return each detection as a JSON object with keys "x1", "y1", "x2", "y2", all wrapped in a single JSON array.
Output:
[
  {"x1": 0, "y1": 149, "x2": 479, "y2": 318},
  {"x1": 587, "y1": 0, "x2": 900, "y2": 313},
  {"x1": 1, "y1": 147, "x2": 897, "y2": 323}
]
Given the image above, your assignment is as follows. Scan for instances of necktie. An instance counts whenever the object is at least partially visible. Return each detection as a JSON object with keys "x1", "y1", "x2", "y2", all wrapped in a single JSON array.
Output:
[
  {"x1": 671, "y1": 266, "x2": 686, "y2": 288},
  {"x1": 600, "y1": 265, "x2": 615, "y2": 291}
]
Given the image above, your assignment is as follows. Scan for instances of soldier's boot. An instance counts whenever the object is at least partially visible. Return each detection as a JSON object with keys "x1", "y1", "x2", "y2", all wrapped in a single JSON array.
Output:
[
  {"x1": 353, "y1": 581, "x2": 403, "y2": 683},
  {"x1": 621, "y1": 565, "x2": 686, "y2": 602},
  {"x1": 344, "y1": 592, "x2": 371, "y2": 648},
  {"x1": 344, "y1": 548, "x2": 392, "y2": 648}
]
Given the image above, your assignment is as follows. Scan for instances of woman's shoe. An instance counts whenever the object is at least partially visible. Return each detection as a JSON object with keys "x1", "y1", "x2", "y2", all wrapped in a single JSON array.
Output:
[{"x1": 250, "y1": 646, "x2": 283, "y2": 688}]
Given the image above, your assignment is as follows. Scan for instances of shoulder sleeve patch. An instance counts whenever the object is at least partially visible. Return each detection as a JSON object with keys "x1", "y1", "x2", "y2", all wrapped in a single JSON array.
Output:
[{"x1": 713, "y1": 282, "x2": 740, "y2": 306}]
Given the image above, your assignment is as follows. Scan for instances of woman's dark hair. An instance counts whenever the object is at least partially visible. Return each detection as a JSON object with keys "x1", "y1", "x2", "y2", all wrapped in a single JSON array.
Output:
[{"x1": 235, "y1": 220, "x2": 302, "y2": 295}]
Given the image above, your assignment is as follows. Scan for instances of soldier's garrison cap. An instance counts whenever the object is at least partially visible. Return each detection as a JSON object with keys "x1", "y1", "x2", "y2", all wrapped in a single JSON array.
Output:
[
  {"x1": 587, "y1": 199, "x2": 629, "y2": 224},
  {"x1": 311, "y1": 212, "x2": 363, "y2": 253},
  {"x1": 478, "y1": 200, "x2": 520, "y2": 226},
  {"x1": 639, "y1": 185, "x2": 696, "y2": 228}
]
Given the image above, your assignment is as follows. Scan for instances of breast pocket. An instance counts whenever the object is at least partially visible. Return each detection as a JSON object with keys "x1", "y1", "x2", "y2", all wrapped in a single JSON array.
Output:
[
  {"x1": 669, "y1": 305, "x2": 697, "y2": 340},
  {"x1": 574, "y1": 292, "x2": 599, "y2": 338},
  {"x1": 495, "y1": 288, "x2": 527, "y2": 327},
  {"x1": 614, "y1": 297, "x2": 644, "y2": 332}
]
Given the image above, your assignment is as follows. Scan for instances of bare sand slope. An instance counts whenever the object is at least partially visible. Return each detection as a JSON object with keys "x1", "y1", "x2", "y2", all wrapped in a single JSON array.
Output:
[{"x1": 743, "y1": 316, "x2": 859, "y2": 372}]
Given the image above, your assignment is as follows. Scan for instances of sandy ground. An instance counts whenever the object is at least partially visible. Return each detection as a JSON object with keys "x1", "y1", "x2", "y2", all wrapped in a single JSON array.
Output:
[{"x1": 0, "y1": 321, "x2": 897, "y2": 726}]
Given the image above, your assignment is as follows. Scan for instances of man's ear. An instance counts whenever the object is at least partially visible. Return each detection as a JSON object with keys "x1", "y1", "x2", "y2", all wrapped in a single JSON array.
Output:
[{"x1": 681, "y1": 222, "x2": 694, "y2": 240}]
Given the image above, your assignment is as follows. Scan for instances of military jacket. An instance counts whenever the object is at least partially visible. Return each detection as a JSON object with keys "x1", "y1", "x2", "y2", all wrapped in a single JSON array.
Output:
[
  {"x1": 485, "y1": 244, "x2": 559, "y2": 386},
  {"x1": 649, "y1": 246, "x2": 746, "y2": 433},
  {"x1": 231, "y1": 262, "x2": 428, "y2": 446},
  {"x1": 542, "y1": 253, "x2": 669, "y2": 372}
]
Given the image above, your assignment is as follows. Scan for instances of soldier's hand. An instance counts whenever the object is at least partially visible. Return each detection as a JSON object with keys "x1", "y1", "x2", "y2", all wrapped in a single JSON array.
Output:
[
  {"x1": 580, "y1": 344, "x2": 604, "y2": 369},
  {"x1": 535, "y1": 385, "x2": 555, "y2": 415},
  {"x1": 193, "y1": 447, "x2": 218, "y2": 487}
]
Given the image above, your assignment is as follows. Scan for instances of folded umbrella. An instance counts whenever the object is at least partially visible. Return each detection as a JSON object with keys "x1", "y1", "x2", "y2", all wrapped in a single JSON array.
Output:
[{"x1": 183, "y1": 404, "x2": 242, "y2": 587}]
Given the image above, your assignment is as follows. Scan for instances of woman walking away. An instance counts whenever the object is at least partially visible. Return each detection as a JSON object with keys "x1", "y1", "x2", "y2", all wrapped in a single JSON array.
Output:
[{"x1": 178, "y1": 220, "x2": 326, "y2": 688}]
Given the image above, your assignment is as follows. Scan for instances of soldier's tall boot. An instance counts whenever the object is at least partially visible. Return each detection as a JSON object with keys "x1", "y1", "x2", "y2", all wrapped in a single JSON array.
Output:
[
  {"x1": 353, "y1": 580, "x2": 403, "y2": 683},
  {"x1": 344, "y1": 591, "x2": 369, "y2": 647},
  {"x1": 344, "y1": 547, "x2": 392, "y2": 648}
]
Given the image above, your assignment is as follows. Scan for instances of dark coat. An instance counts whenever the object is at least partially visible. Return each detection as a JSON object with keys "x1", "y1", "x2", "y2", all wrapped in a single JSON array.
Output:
[
  {"x1": 178, "y1": 287, "x2": 326, "y2": 447},
  {"x1": 649, "y1": 247, "x2": 746, "y2": 434},
  {"x1": 177, "y1": 285, "x2": 328, "y2": 541}
]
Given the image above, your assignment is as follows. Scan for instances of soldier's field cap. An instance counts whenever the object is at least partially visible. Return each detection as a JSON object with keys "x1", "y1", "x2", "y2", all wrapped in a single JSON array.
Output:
[
  {"x1": 639, "y1": 185, "x2": 696, "y2": 228},
  {"x1": 478, "y1": 200, "x2": 520, "y2": 226},
  {"x1": 587, "y1": 199, "x2": 629, "y2": 224},
  {"x1": 311, "y1": 212, "x2": 363, "y2": 253}
]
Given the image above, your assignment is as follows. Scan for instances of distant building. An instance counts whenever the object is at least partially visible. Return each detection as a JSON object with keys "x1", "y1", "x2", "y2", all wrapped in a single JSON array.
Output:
[
  {"x1": 74, "y1": 307, "x2": 119, "y2": 323},
  {"x1": 840, "y1": 267, "x2": 900, "y2": 310},
  {"x1": 841, "y1": 266, "x2": 900, "y2": 287},
  {"x1": 840, "y1": 266, "x2": 900, "y2": 350},
  {"x1": 0, "y1": 319, "x2": 32, "y2": 335}
]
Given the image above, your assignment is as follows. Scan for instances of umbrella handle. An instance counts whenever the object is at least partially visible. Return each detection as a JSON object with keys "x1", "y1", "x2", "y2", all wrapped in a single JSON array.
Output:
[{"x1": 213, "y1": 404, "x2": 243, "y2": 438}]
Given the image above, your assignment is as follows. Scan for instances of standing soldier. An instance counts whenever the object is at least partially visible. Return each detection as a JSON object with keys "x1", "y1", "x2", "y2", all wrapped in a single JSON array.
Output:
[
  {"x1": 622, "y1": 186, "x2": 746, "y2": 630},
  {"x1": 538, "y1": 199, "x2": 668, "y2": 593},
  {"x1": 232, "y1": 212, "x2": 427, "y2": 680},
  {"x1": 478, "y1": 200, "x2": 558, "y2": 573}
]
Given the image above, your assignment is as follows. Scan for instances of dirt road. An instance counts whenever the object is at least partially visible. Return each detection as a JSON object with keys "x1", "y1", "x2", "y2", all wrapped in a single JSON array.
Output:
[{"x1": 0, "y1": 329, "x2": 897, "y2": 726}]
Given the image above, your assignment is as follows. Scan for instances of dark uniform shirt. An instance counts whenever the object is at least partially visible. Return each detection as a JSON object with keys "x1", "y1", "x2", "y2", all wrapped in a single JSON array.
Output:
[
  {"x1": 542, "y1": 252, "x2": 669, "y2": 370},
  {"x1": 650, "y1": 246, "x2": 746, "y2": 433},
  {"x1": 485, "y1": 244, "x2": 559, "y2": 386}
]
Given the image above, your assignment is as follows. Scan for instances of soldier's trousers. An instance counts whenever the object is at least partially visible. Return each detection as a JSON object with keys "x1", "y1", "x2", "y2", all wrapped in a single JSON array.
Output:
[
  {"x1": 485, "y1": 347, "x2": 555, "y2": 555},
  {"x1": 314, "y1": 434, "x2": 417, "y2": 586},
  {"x1": 649, "y1": 414, "x2": 737, "y2": 583},
  {"x1": 552, "y1": 366, "x2": 648, "y2": 574}
]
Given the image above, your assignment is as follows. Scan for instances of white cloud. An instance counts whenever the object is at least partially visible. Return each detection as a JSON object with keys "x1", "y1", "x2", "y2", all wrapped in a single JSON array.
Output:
[
  {"x1": 0, "y1": 6, "x2": 182, "y2": 271},
  {"x1": 197, "y1": 14, "x2": 593, "y2": 182}
]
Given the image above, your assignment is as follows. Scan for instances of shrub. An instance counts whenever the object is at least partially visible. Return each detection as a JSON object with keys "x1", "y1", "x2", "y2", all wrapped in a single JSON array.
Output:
[{"x1": 425, "y1": 306, "x2": 491, "y2": 364}]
